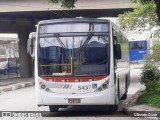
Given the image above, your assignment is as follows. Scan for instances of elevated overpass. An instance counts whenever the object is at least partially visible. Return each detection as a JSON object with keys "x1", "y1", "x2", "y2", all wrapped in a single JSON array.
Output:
[{"x1": 0, "y1": 0, "x2": 136, "y2": 77}]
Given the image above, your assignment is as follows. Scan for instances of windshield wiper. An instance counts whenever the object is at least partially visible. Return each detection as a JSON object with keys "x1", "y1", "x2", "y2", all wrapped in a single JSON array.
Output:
[
  {"x1": 55, "y1": 35, "x2": 66, "y2": 48},
  {"x1": 80, "y1": 32, "x2": 93, "y2": 51}
]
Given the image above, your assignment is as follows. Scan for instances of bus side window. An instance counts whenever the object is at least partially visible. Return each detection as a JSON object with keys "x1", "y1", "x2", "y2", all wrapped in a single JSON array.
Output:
[
  {"x1": 137, "y1": 42, "x2": 145, "y2": 49},
  {"x1": 132, "y1": 43, "x2": 137, "y2": 49},
  {"x1": 129, "y1": 42, "x2": 137, "y2": 50}
]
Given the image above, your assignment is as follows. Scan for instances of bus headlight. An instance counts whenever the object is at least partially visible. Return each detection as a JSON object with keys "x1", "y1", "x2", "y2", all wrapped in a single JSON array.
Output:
[
  {"x1": 102, "y1": 83, "x2": 108, "y2": 89},
  {"x1": 41, "y1": 84, "x2": 46, "y2": 89},
  {"x1": 98, "y1": 87, "x2": 103, "y2": 91},
  {"x1": 95, "y1": 80, "x2": 109, "y2": 92},
  {"x1": 46, "y1": 88, "x2": 49, "y2": 91}
]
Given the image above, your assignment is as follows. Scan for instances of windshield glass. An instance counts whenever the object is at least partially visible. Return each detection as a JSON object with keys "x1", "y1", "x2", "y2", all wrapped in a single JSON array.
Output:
[{"x1": 38, "y1": 22, "x2": 110, "y2": 76}]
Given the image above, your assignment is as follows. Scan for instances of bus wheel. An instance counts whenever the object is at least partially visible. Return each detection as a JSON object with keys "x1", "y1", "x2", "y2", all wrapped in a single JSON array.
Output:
[
  {"x1": 49, "y1": 105, "x2": 59, "y2": 112},
  {"x1": 117, "y1": 80, "x2": 120, "y2": 100},
  {"x1": 121, "y1": 92, "x2": 127, "y2": 100},
  {"x1": 121, "y1": 77, "x2": 128, "y2": 100},
  {"x1": 109, "y1": 105, "x2": 118, "y2": 112}
]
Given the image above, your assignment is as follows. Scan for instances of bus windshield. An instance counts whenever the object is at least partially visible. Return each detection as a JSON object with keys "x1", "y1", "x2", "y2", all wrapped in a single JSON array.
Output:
[{"x1": 38, "y1": 22, "x2": 110, "y2": 76}]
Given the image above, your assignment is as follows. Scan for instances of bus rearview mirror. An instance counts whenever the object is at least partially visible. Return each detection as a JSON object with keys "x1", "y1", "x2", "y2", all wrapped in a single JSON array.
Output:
[
  {"x1": 27, "y1": 32, "x2": 36, "y2": 58},
  {"x1": 114, "y1": 44, "x2": 122, "y2": 59},
  {"x1": 27, "y1": 38, "x2": 34, "y2": 57}
]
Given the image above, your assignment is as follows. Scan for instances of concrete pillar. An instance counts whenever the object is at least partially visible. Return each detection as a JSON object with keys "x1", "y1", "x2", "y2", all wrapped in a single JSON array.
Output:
[{"x1": 18, "y1": 30, "x2": 32, "y2": 78}]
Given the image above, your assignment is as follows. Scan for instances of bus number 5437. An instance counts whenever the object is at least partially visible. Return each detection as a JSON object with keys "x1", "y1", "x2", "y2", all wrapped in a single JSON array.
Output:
[{"x1": 78, "y1": 85, "x2": 91, "y2": 90}]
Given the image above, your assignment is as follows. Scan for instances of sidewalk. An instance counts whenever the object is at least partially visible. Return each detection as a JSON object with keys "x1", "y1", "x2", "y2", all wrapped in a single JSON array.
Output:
[
  {"x1": 0, "y1": 77, "x2": 34, "y2": 95},
  {"x1": 130, "y1": 63, "x2": 144, "y2": 70},
  {"x1": 124, "y1": 105, "x2": 160, "y2": 120}
]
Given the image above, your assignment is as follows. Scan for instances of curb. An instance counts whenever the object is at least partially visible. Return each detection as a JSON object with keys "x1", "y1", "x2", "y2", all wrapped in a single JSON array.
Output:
[
  {"x1": 123, "y1": 106, "x2": 159, "y2": 120},
  {"x1": 133, "y1": 67, "x2": 143, "y2": 69},
  {"x1": 124, "y1": 86, "x2": 146, "y2": 107},
  {"x1": 130, "y1": 67, "x2": 143, "y2": 70},
  {"x1": 0, "y1": 81, "x2": 35, "y2": 95},
  {"x1": 122, "y1": 86, "x2": 160, "y2": 120}
]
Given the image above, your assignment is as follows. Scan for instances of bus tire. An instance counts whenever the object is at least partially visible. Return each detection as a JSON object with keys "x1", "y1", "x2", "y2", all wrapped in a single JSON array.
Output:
[
  {"x1": 121, "y1": 92, "x2": 127, "y2": 100},
  {"x1": 49, "y1": 105, "x2": 59, "y2": 112},
  {"x1": 117, "y1": 80, "x2": 120, "y2": 100},
  {"x1": 121, "y1": 76, "x2": 128, "y2": 100},
  {"x1": 109, "y1": 105, "x2": 118, "y2": 112}
]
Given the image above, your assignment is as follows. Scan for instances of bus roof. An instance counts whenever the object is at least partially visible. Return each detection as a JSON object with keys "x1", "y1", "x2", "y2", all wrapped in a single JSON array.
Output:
[
  {"x1": 129, "y1": 39, "x2": 147, "y2": 42},
  {"x1": 38, "y1": 18, "x2": 110, "y2": 25}
]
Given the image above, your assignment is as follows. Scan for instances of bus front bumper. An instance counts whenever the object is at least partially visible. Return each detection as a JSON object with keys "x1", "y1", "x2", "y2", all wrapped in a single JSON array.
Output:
[{"x1": 36, "y1": 85, "x2": 115, "y2": 106}]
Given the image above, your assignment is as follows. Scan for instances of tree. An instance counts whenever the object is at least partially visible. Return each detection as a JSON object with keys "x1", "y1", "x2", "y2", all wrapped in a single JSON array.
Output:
[
  {"x1": 48, "y1": 0, "x2": 77, "y2": 9},
  {"x1": 118, "y1": 1, "x2": 158, "y2": 31},
  {"x1": 48, "y1": 0, "x2": 160, "y2": 23},
  {"x1": 146, "y1": 42, "x2": 160, "y2": 63},
  {"x1": 133, "y1": 0, "x2": 160, "y2": 22}
]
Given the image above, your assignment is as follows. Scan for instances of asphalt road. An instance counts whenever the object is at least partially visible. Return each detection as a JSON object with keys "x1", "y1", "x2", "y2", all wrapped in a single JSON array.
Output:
[{"x1": 0, "y1": 69, "x2": 144, "y2": 120}]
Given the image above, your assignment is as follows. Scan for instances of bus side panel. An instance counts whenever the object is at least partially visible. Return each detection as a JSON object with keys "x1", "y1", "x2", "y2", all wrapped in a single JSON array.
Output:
[
  {"x1": 35, "y1": 25, "x2": 44, "y2": 106},
  {"x1": 35, "y1": 77, "x2": 44, "y2": 105},
  {"x1": 112, "y1": 22, "x2": 130, "y2": 101},
  {"x1": 106, "y1": 85, "x2": 116, "y2": 105},
  {"x1": 109, "y1": 21, "x2": 117, "y2": 105}
]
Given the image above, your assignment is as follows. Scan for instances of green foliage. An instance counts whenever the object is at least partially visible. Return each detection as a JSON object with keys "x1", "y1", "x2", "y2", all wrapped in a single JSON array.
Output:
[
  {"x1": 144, "y1": 80, "x2": 158, "y2": 91},
  {"x1": 141, "y1": 63, "x2": 160, "y2": 81},
  {"x1": 48, "y1": 0, "x2": 77, "y2": 9},
  {"x1": 140, "y1": 63, "x2": 160, "y2": 91},
  {"x1": 146, "y1": 42, "x2": 160, "y2": 62},
  {"x1": 133, "y1": 0, "x2": 160, "y2": 23},
  {"x1": 136, "y1": 89, "x2": 160, "y2": 107},
  {"x1": 121, "y1": 43, "x2": 128, "y2": 51},
  {"x1": 138, "y1": 62, "x2": 160, "y2": 107},
  {"x1": 47, "y1": 0, "x2": 160, "y2": 23},
  {"x1": 118, "y1": 1, "x2": 157, "y2": 31},
  {"x1": 132, "y1": 0, "x2": 154, "y2": 4},
  {"x1": 136, "y1": 81, "x2": 160, "y2": 107}
]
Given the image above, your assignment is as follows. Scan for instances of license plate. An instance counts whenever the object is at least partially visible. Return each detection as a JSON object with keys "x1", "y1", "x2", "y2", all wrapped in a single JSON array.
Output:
[{"x1": 68, "y1": 98, "x2": 81, "y2": 103}]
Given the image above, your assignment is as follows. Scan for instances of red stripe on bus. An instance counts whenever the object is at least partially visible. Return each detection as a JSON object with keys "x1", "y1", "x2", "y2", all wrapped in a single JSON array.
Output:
[{"x1": 40, "y1": 76, "x2": 106, "y2": 82}]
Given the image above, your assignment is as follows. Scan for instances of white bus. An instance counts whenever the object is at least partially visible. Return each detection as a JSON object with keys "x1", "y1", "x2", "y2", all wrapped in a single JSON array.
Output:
[{"x1": 28, "y1": 18, "x2": 130, "y2": 112}]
